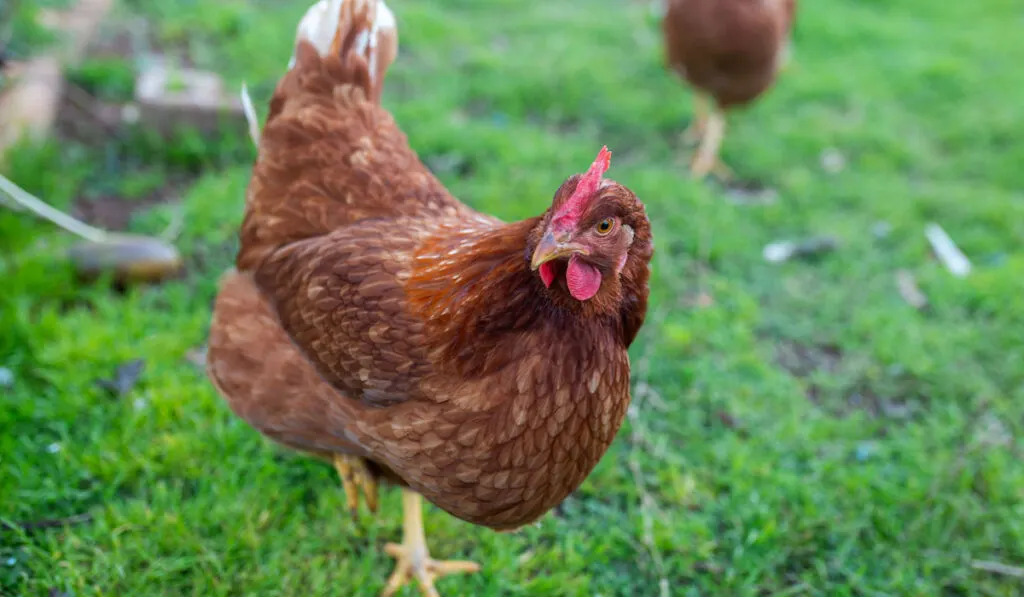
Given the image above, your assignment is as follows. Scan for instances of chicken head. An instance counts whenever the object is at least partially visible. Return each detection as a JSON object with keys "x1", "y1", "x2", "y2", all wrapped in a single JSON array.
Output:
[{"x1": 531, "y1": 147, "x2": 648, "y2": 305}]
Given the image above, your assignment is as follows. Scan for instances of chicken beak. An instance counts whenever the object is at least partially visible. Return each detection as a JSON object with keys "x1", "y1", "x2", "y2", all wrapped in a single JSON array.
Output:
[{"x1": 530, "y1": 231, "x2": 589, "y2": 270}]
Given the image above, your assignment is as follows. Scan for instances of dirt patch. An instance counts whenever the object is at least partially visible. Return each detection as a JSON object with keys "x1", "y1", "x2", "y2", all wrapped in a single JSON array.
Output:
[
  {"x1": 85, "y1": 27, "x2": 137, "y2": 61},
  {"x1": 774, "y1": 340, "x2": 843, "y2": 378},
  {"x1": 87, "y1": 15, "x2": 197, "y2": 68},
  {"x1": 820, "y1": 375, "x2": 925, "y2": 422},
  {"x1": 720, "y1": 178, "x2": 778, "y2": 205},
  {"x1": 23, "y1": 12, "x2": 208, "y2": 235},
  {"x1": 185, "y1": 238, "x2": 237, "y2": 278},
  {"x1": 71, "y1": 183, "x2": 183, "y2": 231},
  {"x1": 773, "y1": 340, "x2": 926, "y2": 422}
]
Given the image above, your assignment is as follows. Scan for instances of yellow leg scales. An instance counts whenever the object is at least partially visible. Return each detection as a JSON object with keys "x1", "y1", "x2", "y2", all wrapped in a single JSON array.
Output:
[
  {"x1": 332, "y1": 453, "x2": 379, "y2": 519},
  {"x1": 681, "y1": 92, "x2": 711, "y2": 145},
  {"x1": 689, "y1": 105, "x2": 734, "y2": 182},
  {"x1": 380, "y1": 488, "x2": 480, "y2": 597}
]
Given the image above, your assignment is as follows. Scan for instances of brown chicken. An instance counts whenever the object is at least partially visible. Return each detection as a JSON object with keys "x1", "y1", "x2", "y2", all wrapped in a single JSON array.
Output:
[
  {"x1": 662, "y1": 0, "x2": 797, "y2": 179},
  {"x1": 205, "y1": 0, "x2": 654, "y2": 595}
]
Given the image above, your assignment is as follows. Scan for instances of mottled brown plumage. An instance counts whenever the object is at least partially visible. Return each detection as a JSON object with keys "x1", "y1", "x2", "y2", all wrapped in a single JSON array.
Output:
[
  {"x1": 663, "y1": 0, "x2": 797, "y2": 179},
  {"x1": 206, "y1": 0, "x2": 652, "y2": 593}
]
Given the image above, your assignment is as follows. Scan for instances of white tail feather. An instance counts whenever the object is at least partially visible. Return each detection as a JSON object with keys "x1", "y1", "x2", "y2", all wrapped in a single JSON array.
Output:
[
  {"x1": 287, "y1": 0, "x2": 397, "y2": 91},
  {"x1": 239, "y1": 82, "x2": 260, "y2": 146}
]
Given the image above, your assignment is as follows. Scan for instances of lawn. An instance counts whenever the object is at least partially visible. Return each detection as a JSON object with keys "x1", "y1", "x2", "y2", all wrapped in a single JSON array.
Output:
[{"x1": 3, "y1": 0, "x2": 1023, "y2": 595}]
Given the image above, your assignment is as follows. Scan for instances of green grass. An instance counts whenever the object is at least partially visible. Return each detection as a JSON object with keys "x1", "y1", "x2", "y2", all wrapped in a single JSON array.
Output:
[{"x1": 3, "y1": 0, "x2": 1024, "y2": 595}]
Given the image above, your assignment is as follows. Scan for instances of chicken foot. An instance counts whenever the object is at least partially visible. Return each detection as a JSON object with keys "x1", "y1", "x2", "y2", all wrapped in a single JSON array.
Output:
[
  {"x1": 381, "y1": 488, "x2": 480, "y2": 597},
  {"x1": 333, "y1": 453, "x2": 379, "y2": 519},
  {"x1": 689, "y1": 106, "x2": 735, "y2": 182},
  {"x1": 680, "y1": 92, "x2": 711, "y2": 145}
]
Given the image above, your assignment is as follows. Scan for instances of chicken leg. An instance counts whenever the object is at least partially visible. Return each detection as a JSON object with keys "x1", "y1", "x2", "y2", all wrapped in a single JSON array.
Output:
[
  {"x1": 381, "y1": 488, "x2": 480, "y2": 597},
  {"x1": 333, "y1": 453, "x2": 379, "y2": 519},
  {"x1": 681, "y1": 92, "x2": 710, "y2": 145},
  {"x1": 689, "y1": 105, "x2": 734, "y2": 181}
]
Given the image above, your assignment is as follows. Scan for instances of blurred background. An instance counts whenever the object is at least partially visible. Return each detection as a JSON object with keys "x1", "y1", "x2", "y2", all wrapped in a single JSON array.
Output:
[{"x1": 2, "y1": 0, "x2": 1022, "y2": 595}]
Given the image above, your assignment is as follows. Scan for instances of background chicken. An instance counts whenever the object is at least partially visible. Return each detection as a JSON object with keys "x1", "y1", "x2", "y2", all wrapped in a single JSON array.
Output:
[
  {"x1": 663, "y1": 0, "x2": 797, "y2": 179},
  {"x1": 205, "y1": 0, "x2": 653, "y2": 594}
]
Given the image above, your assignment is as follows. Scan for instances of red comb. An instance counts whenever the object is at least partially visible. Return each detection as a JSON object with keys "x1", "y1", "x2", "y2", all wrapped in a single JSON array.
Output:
[
  {"x1": 552, "y1": 146, "x2": 612, "y2": 229},
  {"x1": 590, "y1": 145, "x2": 612, "y2": 176}
]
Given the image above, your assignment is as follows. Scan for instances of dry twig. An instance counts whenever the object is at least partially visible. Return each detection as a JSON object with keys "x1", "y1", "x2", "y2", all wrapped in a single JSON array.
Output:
[
  {"x1": 0, "y1": 173, "x2": 107, "y2": 242},
  {"x1": 971, "y1": 559, "x2": 1024, "y2": 579},
  {"x1": 2, "y1": 512, "x2": 93, "y2": 531}
]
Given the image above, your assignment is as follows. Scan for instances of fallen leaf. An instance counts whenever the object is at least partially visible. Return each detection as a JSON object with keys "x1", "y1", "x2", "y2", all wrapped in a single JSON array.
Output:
[{"x1": 896, "y1": 269, "x2": 928, "y2": 309}]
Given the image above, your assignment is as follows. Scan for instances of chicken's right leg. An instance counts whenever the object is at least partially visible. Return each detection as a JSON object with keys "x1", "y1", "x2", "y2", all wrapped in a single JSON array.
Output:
[
  {"x1": 333, "y1": 453, "x2": 379, "y2": 519},
  {"x1": 681, "y1": 92, "x2": 711, "y2": 145}
]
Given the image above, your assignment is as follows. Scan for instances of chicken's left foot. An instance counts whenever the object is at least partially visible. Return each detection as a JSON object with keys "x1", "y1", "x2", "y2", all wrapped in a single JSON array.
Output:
[
  {"x1": 681, "y1": 92, "x2": 711, "y2": 145},
  {"x1": 695, "y1": 158, "x2": 735, "y2": 182},
  {"x1": 381, "y1": 489, "x2": 480, "y2": 597},
  {"x1": 689, "y1": 108, "x2": 733, "y2": 182},
  {"x1": 333, "y1": 453, "x2": 379, "y2": 519}
]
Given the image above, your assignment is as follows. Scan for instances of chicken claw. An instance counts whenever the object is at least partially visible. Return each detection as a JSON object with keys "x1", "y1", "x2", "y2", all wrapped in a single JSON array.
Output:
[
  {"x1": 332, "y1": 453, "x2": 379, "y2": 519},
  {"x1": 381, "y1": 489, "x2": 480, "y2": 597},
  {"x1": 689, "y1": 107, "x2": 734, "y2": 182}
]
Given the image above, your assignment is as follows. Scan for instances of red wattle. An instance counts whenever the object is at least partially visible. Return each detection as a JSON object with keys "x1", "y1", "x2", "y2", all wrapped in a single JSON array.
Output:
[{"x1": 566, "y1": 255, "x2": 601, "y2": 301}]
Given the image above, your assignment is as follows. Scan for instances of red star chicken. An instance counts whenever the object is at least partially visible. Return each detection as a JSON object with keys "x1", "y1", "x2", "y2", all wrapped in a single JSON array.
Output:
[{"x1": 206, "y1": 0, "x2": 654, "y2": 594}]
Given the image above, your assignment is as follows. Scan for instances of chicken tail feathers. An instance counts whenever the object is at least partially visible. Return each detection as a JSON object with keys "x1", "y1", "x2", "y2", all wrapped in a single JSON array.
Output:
[
  {"x1": 235, "y1": 0, "x2": 458, "y2": 273},
  {"x1": 289, "y1": 0, "x2": 397, "y2": 104}
]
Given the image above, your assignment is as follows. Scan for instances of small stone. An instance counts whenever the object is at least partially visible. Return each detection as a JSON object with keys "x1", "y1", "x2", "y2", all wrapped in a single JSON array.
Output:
[
  {"x1": 763, "y1": 241, "x2": 795, "y2": 263},
  {"x1": 95, "y1": 359, "x2": 146, "y2": 397},
  {"x1": 489, "y1": 112, "x2": 509, "y2": 127},
  {"x1": 976, "y1": 413, "x2": 1011, "y2": 448},
  {"x1": 820, "y1": 148, "x2": 846, "y2": 174},
  {"x1": 764, "y1": 236, "x2": 839, "y2": 263},
  {"x1": 120, "y1": 103, "x2": 141, "y2": 124},
  {"x1": 0, "y1": 367, "x2": 13, "y2": 388},
  {"x1": 185, "y1": 345, "x2": 208, "y2": 368},
  {"x1": 854, "y1": 442, "x2": 876, "y2": 462},
  {"x1": 871, "y1": 221, "x2": 892, "y2": 239},
  {"x1": 725, "y1": 185, "x2": 778, "y2": 206}
]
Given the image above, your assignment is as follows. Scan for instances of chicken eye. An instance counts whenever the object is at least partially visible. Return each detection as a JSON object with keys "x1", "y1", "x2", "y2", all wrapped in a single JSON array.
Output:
[{"x1": 595, "y1": 218, "x2": 614, "y2": 235}]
